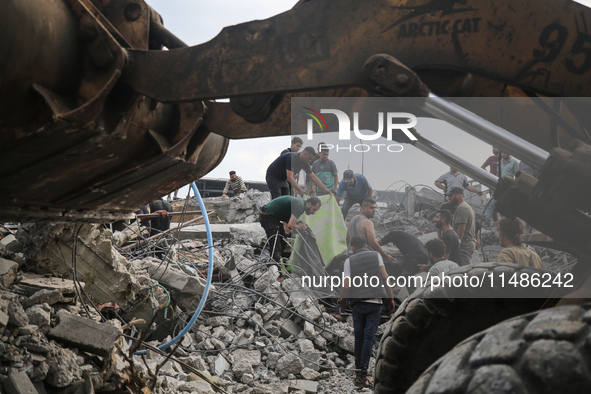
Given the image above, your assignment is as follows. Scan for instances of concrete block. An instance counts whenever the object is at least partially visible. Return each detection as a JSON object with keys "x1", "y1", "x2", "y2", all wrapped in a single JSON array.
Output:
[
  {"x1": 0, "y1": 257, "x2": 18, "y2": 288},
  {"x1": 289, "y1": 379, "x2": 318, "y2": 393},
  {"x1": 143, "y1": 261, "x2": 209, "y2": 295},
  {"x1": 276, "y1": 354, "x2": 305, "y2": 378},
  {"x1": 3, "y1": 372, "x2": 38, "y2": 394},
  {"x1": 214, "y1": 354, "x2": 230, "y2": 376},
  {"x1": 300, "y1": 367, "x2": 321, "y2": 381},
  {"x1": 279, "y1": 319, "x2": 302, "y2": 339},
  {"x1": 0, "y1": 234, "x2": 22, "y2": 253},
  {"x1": 48, "y1": 310, "x2": 121, "y2": 357},
  {"x1": 8, "y1": 302, "x2": 29, "y2": 327},
  {"x1": 301, "y1": 352, "x2": 322, "y2": 371},
  {"x1": 26, "y1": 304, "x2": 51, "y2": 328},
  {"x1": 177, "y1": 223, "x2": 234, "y2": 240},
  {"x1": 0, "y1": 309, "x2": 8, "y2": 328},
  {"x1": 231, "y1": 349, "x2": 262, "y2": 367},
  {"x1": 337, "y1": 332, "x2": 355, "y2": 353}
]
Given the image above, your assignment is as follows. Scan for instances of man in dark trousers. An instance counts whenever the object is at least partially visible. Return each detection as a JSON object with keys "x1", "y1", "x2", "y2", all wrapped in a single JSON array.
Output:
[
  {"x1": 259, "y1": 196, "x2": 321, "y2": 271},
  {"x1": 341, "y1": 236, "x2": 395, "y2": 389}
]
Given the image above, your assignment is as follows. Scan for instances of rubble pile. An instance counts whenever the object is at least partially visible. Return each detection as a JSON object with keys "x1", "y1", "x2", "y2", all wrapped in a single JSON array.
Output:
[
  {"x1": 0, "y1": 192, "x2": 575, "y2": 393},
  {"x1": 172, "y1": 190, "x2": 270, "y2": 224}
]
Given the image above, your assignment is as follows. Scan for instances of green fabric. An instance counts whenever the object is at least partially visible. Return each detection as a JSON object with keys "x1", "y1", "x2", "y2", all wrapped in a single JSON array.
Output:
[{"x1": 290, "y1": 194, "x2": 348, "y2": 266}]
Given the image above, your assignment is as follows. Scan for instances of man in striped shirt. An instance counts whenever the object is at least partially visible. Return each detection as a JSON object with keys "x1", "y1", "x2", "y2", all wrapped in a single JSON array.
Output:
[{"x1": 222, "y1": 171, "x2": 247, "y2": 197}]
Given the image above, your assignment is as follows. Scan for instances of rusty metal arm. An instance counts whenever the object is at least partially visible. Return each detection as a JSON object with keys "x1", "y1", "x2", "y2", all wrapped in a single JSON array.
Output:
[{"x1": 121, "y1": 0, "x2": 591, "y2": 103}]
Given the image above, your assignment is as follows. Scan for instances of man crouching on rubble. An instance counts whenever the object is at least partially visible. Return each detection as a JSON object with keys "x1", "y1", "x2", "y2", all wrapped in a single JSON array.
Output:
[
  {"x1": 259, "y1": 196, "x2": 321, "y2": 280},
  {"x1": 340, "y1": 236, "x2": 395, "y2": 389}
]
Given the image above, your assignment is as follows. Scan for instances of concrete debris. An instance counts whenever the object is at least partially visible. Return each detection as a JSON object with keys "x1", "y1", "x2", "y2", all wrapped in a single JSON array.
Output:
[
  {"x1": 198, "y1": 189, "x2": 270, "y2": 224},
  {"x1": 45, "y1": 347, "x2": 83, "y2": 388},
  {"x1": 0, "y1": 234, "x2": 22, "y2": 254},
  {"x1": 290, "y1": 379, "x2": 319, "y2": 393},
  {"x1": 0, "y1": 258, "x2": 18, "y2": 289},
  {"x1": 214, "y1": 354, "x2": 230, "y2": 376},
  {"x1": 3, "y1": 371, "x2": 38, "y2": 394},
  {"x1": 0, "y1": 193, "x2": 569, "y2": 393},
  {"x1": 25, "y1": 304, "x2": 51, "y2": 331},
  {"x1": 276, "y1": 353, "x2": 305, "y2": 378},
  {"x1": 48, "y1": 310, "x2": 121, "y2": 357},
  {"x1": 17, "y1": 223, "x2": 166, "y2": 330},
  {"x1": 22, "y1": 289, "x2": 64, "y2": 310}
]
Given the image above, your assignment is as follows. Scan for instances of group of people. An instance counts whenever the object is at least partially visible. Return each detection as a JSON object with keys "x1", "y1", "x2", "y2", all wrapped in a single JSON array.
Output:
[
  {"x1": 266, "y1": 137, "x2": 375, "y2": 219},
  {"x1": 256, "y1": 139, "x2": 546, "y2": 388}
]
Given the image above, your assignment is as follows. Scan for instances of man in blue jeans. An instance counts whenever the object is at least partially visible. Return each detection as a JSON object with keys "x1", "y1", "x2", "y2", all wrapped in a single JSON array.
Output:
[{"x1": 340, "y1": 236, "x2": 395, "y2": 388}]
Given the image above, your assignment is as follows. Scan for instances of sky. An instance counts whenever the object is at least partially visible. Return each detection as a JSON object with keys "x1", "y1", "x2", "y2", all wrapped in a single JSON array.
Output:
[{"x1": 146, "y1": 0, "x2": 591, "y2": 196}]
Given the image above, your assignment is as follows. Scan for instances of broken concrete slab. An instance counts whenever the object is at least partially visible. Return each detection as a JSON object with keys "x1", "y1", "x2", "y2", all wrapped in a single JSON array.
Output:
[
  {"x1": 17, "y1": 224, "x2": 162, "y2": 330},
  {"x1": 140, "y1": 259, "x2": 209, "y2": 296},
  {"x1": 175, "y1": 223, "x2": 267, "y2": 246},
  {"x1": 22, "y1": 289, "x2": 64, "y2": 310},
  {"x1": 19, "y1": 273, "x2": 81, "y2": 296},
  {"x1": 229, "y1": 224, "x2": 267, "y2": 246},
  {"x1": 48, "y1": 310, "x2": 121, "y2": 357},
  {"x1": 175, "y1": 223, "x2": 235, "y2": 240},
  {"x1": 254, "y1": 265, "x2": 279, "y2": 292},
  {"x1": 337, "y1": 332, "x2": 355, "y2": 353},
  {"x1": 3, "y1": 371, "x2": 38, "y2": 394}
]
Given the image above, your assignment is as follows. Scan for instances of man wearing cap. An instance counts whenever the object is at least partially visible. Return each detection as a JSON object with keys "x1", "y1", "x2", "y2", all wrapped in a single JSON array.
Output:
[
  {"x1": 222, "y1": 171, "x2": 247, "y2": 197},
  {"x1": 447, "y1": 187, "x2": 476, "y2": 266},
  {"x1": 266, "y1": 146, "x2": 332, "y2": 200},
  {"x1": 336, "y1": 170, "x2": 373, "y2": 218},
  {"x1": 435, "y1": 167, "x2": 482, "y2": 213}
]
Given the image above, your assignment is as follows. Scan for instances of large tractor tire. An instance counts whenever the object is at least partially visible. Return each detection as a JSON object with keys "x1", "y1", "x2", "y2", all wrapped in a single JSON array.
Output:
[
  {"x1": 405, "y1": 303, "x2": 591, "y2": 394},
  {"x1": 374, "y1": 263, "x2": 556, "y2": 394}
]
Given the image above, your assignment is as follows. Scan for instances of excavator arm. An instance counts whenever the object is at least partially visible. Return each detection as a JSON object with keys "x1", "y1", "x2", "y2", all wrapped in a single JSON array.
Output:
[{"x1": 1, "y1": 0, "x2": 591, "y2": 223}]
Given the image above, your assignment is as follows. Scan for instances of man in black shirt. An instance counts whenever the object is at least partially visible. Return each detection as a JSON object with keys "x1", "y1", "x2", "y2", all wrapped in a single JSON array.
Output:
[
  {"x1": 378, "y1": 230, "x2": 428, "y2": 276},
  {"x1": 434, "y1": 209, "x2": 462, "y2": 265},
  {"x1": 265, "y1": 146, "x2": 332, "y2": 200}
]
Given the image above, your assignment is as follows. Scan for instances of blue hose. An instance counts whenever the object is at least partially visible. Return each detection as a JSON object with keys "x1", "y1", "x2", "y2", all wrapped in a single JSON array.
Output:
[{"x1": 135, "y1": 181, "x2": 214, "y2": 354}]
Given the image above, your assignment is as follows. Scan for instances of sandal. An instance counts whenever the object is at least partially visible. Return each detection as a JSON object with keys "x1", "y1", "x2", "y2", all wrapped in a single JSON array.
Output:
[{"x1": 354, "y1": 377, "x2": 372, "y2": 388}]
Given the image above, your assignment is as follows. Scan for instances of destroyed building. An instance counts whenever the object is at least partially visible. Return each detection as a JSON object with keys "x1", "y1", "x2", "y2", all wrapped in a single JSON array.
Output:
[
  {"x1": 3, "y1": 0, "x2": 591, "y2": 393},
  {"x1": 0, "y1": 185, "x2": 578, "y2": 393}
]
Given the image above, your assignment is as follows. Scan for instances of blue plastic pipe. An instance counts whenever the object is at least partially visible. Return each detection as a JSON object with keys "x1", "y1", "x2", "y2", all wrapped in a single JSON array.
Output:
[{"x1": 135, "y1": 181, "x2": 213, "y2": 354}]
